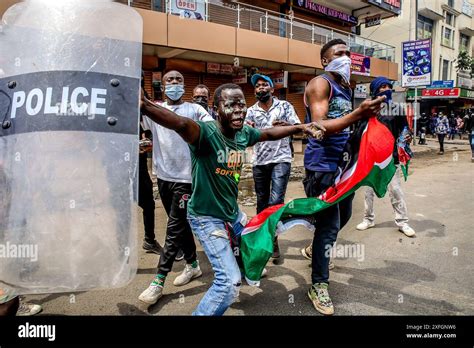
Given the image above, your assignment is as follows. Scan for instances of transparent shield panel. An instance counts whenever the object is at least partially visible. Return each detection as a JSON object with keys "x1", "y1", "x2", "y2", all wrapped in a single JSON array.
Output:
[{"x1": 0, "y1": 0, "x2": 142, "y2": 295}]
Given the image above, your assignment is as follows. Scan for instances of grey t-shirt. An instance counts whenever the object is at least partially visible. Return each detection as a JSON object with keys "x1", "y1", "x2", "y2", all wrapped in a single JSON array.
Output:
[{"x1": 143, "y1": 101, "x2": 213, "y2": 183}]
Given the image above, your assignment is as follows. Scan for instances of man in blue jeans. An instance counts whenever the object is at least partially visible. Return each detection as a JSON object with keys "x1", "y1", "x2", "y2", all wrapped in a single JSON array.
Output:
[
  {"x1": 140, "y1": 83, "x2": 324, "y2": 315},
  {"x1": 246, "y1": 74, "x2": 300, "y2": 259}
]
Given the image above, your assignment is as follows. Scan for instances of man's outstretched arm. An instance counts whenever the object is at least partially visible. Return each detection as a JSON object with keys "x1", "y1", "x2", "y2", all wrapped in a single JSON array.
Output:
[
  {"x1": 141, "y1": 92, "x2": 200, "y2": 144},
  {"x1": 258, "y1": 122, "x2": 325, "y2": 142}
]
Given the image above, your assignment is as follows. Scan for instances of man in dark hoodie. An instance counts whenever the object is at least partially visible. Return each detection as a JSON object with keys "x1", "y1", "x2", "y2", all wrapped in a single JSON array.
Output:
[{"x1": 356, "y1": 76, "x2": 415, "y2": 237}]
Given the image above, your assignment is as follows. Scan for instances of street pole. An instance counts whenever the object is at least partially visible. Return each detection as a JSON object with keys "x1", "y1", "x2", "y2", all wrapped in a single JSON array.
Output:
[{"x1": 414, "y1": 87, "x2": 418, "y2": 144}]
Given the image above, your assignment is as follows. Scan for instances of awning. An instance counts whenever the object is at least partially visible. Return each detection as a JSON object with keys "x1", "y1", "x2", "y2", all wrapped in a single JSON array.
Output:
[
  {"x1": 418, "y1": 7, "x2": 445, "y2": 21},
  {"x1": 460, "y1": 27, "x2": 474, "y2": 36}
]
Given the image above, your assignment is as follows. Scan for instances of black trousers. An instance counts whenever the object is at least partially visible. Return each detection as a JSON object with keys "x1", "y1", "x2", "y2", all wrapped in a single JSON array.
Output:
[
  {"x1": 138, "y1": 154, "x2": 156, "y2": 243},
  {"x1": 303, "y1": 170, "x2": 355, "y2": 284},
  {"x1": 437, "y1": 134, "x2": 446, "y2": 152},
  {"x1": 157, "y1": 179, "x2": 197, "y2": 275}
]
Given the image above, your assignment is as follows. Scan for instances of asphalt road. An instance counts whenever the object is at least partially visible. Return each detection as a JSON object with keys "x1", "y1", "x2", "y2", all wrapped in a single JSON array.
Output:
[{"x1": 25, "y1": 140, "x2": 474, "y2": 316}]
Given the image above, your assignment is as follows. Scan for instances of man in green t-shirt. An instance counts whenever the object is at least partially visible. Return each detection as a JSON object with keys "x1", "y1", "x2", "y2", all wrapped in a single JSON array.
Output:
[{"x1": 140, "y1": 83, "x2": 324, "y2": 316}]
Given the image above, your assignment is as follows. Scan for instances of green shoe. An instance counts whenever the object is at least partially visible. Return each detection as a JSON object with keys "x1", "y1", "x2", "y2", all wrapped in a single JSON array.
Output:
[{"x1": 308, "y1": 283, "x2": 334, "y2": 315}]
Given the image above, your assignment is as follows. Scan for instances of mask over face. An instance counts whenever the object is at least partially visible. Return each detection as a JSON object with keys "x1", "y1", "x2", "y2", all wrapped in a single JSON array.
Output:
[
  {"x1": 255, "y1": 90, "x2": 272, "y2": 103},
  {"x1": 376, "y1": 89, "x2": 393, "y2": 103},
  {"x1": 193, "y1": 96, "x2": 208, "y2": 110},
  {"x1": 165, "y1": 84, "x2": 185, "y2": 101},
  {"x1": 324, "y1": 56, "x2": 352, "y2": 84}
]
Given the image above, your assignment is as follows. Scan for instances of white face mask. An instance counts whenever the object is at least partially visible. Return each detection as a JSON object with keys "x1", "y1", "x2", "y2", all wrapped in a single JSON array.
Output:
[{"x1": 324, "y1": 56, "x2": 352, "y2": 84}]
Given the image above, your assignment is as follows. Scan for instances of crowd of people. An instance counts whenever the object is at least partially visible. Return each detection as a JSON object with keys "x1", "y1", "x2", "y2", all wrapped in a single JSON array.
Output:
[
  {"x1": 1, "y1": 38, "x2": 424, "y2": 317},
  {"x1": 417, "y1": 110, "x2": 474, "y2": 154}
]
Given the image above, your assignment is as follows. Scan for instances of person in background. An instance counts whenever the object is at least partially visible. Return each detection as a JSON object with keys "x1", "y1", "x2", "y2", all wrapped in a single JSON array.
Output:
[
  {"x1": 356, "y1": 76, "x2": 415, "y2": 238},
  {"x1": 139, "y1": 70, "x2": 214, "y2": 307},
  {"x1": 455, "y1": 115, "x2": 464, "y2": 140},
  {"x1": 139, "y1": 88, "x2": 162, "y2": 254},
  {"x1": 193, "y1": 84, "x2": 217, "y2": 119},
  {"x1": 448, "y1": 113, "x2": 457, "y2": 140},
  {"x1": 435, "y1": 112, "x2": 449, "y2": 155},
  {"x1": 429, "y1": 113, "x2": 438, "y2": 138},
  {"x1": 245, "y1": 74, "x2": 300, "y2": 260}
]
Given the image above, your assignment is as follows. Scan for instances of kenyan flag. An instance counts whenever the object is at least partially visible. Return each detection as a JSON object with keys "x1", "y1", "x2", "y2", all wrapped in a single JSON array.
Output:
[{"x1": 240, "y1": 117, "x2": 397, "y2": 284}]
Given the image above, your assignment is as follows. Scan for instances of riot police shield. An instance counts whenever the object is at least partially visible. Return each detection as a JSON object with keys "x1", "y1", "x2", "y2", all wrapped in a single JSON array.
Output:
[{"x1": 0, "y1": 0, "x2": 143, "y2": 294}]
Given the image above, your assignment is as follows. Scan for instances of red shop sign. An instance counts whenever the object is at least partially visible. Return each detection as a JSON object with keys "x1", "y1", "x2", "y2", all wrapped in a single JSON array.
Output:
[{"x1": 422, "y1": 88, "x2": 460, "y2": 98}]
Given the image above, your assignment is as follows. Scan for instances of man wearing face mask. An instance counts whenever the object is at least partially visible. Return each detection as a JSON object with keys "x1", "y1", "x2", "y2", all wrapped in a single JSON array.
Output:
[
  {"x1": 245, "y1": 74, "x2": 300, "y2": 260},
  {"x1": 301, "y1": 39, "x2": 386, "y2": 315},
  {"x1": 139, "y1": 70, "x2": 214, "y2": 306},
  {"x1": 356, "y1": 76, "x2": 415, "y2": 238},
  {"x1": 192, "y1": 84, "x2": 217, "y2": 119}
]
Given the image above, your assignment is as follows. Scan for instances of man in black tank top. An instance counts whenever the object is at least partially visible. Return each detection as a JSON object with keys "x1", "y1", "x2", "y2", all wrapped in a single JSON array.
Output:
[{"x1": 302, "y1": 39, "x2": 386, "y2": 316}]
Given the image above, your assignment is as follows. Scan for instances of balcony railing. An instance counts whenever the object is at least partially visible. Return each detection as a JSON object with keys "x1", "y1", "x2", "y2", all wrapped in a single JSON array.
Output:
[{"x1": 124, "y1": 0, "x2": 395, "y2": 62}]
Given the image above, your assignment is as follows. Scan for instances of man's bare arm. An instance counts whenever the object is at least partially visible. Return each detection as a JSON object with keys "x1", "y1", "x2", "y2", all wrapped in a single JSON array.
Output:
[
  {"x1": 141, "y1": 95, "x2": 200, "y2": 144},
  {"x1": 259, "y1": 122, "x2": 325, "y2": 142},
  {"x1": 306, "y1": 77, "x2": 385, "y2": 136}
]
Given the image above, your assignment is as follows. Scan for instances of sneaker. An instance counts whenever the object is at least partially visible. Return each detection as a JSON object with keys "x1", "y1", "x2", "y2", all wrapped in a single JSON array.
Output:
[
  {"x1": 301, "y1": 244, "x2": 312, "y2": 260},
  {"x1": 142, "y1": 240, "x2": 162, "y2": 255},
  {"x1": 138, "y1": 282, "x2": 163, "y2": 305},
  {"x1": 399, "y1": 224, "x2": 416, "y2": 237},
  {"x1": 356, "y1": 220, "x2": 375, "y2": 231},
  {"x1": 244, "y1": 268, "x2": 267, "y2": 286},
  {"x1": 175, "y1": 249, "x2": 184, "y2": 262},
  {"x1": 308, "y1": 283, "x2": 334, "y2": 316},
  {"x1": 328, "y1": 260, "x2": 335, "y2": 270},
  {"x1": 173, "y1": 261, "x2": 202, "y2": 286},
  {"x1": 16, "y1": 301, "x2": 43, "y2": 316}
]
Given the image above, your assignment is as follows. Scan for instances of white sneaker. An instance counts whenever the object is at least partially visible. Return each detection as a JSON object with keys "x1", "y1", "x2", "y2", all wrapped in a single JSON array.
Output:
[
  {"x1": 244, "y1": 268, "x2": 267, "y2": 286},
  {"x1": 356, "y1": 220, "x2": 375, "y2": 230},
  {"x1": 328, "y1": 260, "x2": 335, "y2": 270},
  {"x1": 399, "y1": 225, "x2": 416, "y2": 237},
  {"x1": 16, "y1": 301, "x2": 42, "y2": 316},
  {"x1": 173, "y1": 261, "x2": 202, "y2": 286},
  {"x1": 138, "y1": 282, "x2": 163, "y2": 305}
]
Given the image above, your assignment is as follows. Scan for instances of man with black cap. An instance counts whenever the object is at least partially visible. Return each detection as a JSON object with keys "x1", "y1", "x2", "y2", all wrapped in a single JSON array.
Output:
[
  {"x1": 356, "y1": 76, "x2": 415, "y2": 237},
  {"x1": 245, "y1": 74, "x2": 300, "y2": 260}
]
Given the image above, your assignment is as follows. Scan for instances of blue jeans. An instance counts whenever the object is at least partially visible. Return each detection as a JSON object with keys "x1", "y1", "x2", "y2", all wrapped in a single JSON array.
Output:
[
  {"x1": 253, "y1": 162, "x2": 291, "y2": 214},
  {"x1": 187, "y1": 211, "x2": 246, "y2": 316}
]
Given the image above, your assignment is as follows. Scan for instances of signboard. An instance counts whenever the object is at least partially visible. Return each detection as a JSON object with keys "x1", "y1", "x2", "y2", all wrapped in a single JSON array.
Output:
[
  {"x1": 207, "y1": 63, "x2": 233, "y2": 75},
  {"x1": 460, "y1": 88, "x2": 474, "y2": 99},
  {"x1": 402, "y1": 39, "x2": 432, "y2": 87},
  {"x1": 232, "y1": 68, "x2": 247, "y2": 84},
  {"x1": 367, "y1": 0, "x2": 402, "y2": 15},
  {"x1": 365, "y1": 14, "x2": 381, "y2": 27},
  {"x1": 289, "y1": 81, "x2": 307, "y2": 94},
  {"x1": 351, "y1": 53, "x2": 371, "y2": 76},
  {"x1": 207, "y1": 62, "x2": 220, "y2": 74},
  {"x1": 430, "y1": 80, "x2": 454, "y2": 88},
  {"x1": 354, "y1": 84, "x2": 369, "y2": 99},
  {"x1": 294, "y1": 0, "x2": 358, "y2": 25},
  {"x1": 169, "y1": 0, "x2": 206, "y2": 20},
  {"x1": 270, "y1": 71, "x2": 288, "y2": 89},
  {"x1": 422, "y1": 88, "x2": 460, "y2": 98}
]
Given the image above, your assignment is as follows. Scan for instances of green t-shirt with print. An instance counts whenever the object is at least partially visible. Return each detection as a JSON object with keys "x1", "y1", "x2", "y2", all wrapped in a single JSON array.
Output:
[{"x1": 188, "y1": 121, "x2": 261, "y2": 222}]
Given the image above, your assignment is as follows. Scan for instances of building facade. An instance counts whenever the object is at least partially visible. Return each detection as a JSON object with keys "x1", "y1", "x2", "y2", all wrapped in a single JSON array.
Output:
[{"x1": 362, "y1": 0, "x2": 474, "y2": 114}]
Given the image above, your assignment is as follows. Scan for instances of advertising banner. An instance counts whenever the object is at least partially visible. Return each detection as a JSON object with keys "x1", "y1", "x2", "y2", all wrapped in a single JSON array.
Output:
[{"x1": 402, "y1": 39, "x2": 432, "y2": 87}]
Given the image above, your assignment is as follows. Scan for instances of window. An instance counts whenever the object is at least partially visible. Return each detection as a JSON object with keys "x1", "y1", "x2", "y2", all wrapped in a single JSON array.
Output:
[
  {"x1": 443, "y1": 27, "x2": 454, "y2": 47},
  {"x1": 448, "y1": 0, "x2": 454, "y2": 8},
  {"x1": 442, "y1": 59, "x2": 450, "y2": 80},
  {"x1": 446, "y1": 12, "x2": 454, "y2": 25},
  {"x1": 460, "y1": 33, "x2": 470, "y2": 52},
  {"x1": 417, "y1": 15, "x2": 434, "y2": 39}
]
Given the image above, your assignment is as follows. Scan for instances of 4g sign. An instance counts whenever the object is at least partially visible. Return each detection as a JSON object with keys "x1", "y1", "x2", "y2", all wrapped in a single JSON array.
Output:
[{"x1": 422, "y1": 88, "x2": 460, "y2": 98}]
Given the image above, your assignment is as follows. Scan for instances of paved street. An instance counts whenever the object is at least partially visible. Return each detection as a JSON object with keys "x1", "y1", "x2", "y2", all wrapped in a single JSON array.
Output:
[{"x1": 25, "y1": 139, "x2": 473, "y2": 316}]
